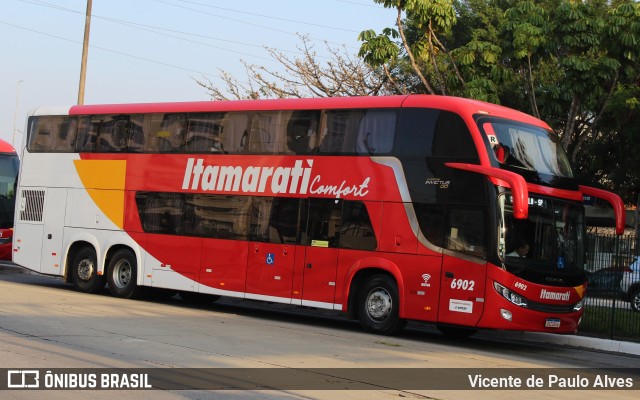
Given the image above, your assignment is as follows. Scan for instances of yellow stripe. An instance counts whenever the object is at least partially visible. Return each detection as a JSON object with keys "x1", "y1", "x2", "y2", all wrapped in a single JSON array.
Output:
[
  {"x1": 574, "y1": 284, "x2": 586, "y2": 299},
  {"x1": 73, "y1": 160, "x2": 126, "y2": 229}
]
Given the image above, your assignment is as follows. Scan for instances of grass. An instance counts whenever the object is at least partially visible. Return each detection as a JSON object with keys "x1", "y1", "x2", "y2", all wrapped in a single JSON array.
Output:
[{"x1": 578, "y1": 305, "x2": 640, "y2": 342}]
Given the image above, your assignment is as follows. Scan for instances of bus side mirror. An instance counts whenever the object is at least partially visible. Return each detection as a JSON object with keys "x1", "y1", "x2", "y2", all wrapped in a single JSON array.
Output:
[
  {"x1": 579, "y1": 185, "x2": 625, "y2": 235},
  {"x1": 445, "y1": 162, "x2": 529, "y2": 219},
  {"x1": 494, "y1": 144, "x2": 509, "y2": 164}
]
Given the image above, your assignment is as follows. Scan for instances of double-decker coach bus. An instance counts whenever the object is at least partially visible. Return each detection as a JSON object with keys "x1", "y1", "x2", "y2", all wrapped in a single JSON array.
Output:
[
  {"x1": 13, "y1": 95, "x2": 624, "y2": 335},
  {"x1": 0, "y1": 139, "x2": 19, "y2": 261}
]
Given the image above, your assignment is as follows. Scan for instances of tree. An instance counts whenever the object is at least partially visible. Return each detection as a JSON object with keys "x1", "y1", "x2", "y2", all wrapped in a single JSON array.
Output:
[
  {"x1": 198, "y1": 1, "x2": 640, "y2": 202},
  {"x1": 358, "y1": 0, "x2": 639, "y2": 201},
  {"x1": 196, "y1": 35, "x2": 397, "y2": 100}
]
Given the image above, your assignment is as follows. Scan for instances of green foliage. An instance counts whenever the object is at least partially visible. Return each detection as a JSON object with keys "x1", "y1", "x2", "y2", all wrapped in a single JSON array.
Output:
[
  {"x1": 360, "y1": 0, "x2": 640, "y2": 202},
  {"x1": 358, "y1": 29, "x2": 400, "y2": 67}
]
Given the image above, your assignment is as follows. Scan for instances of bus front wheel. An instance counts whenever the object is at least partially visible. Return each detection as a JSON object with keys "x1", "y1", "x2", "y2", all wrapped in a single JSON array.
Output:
[
  {"x1": 107, "y1": 249, "x2": 143, "y2": 299},
  {"x1": 71, "y1": 247, "x2": 105, "y2": 293},
  {"x1": 358, "y1": 274, "x2": 406, "y2": 335}
]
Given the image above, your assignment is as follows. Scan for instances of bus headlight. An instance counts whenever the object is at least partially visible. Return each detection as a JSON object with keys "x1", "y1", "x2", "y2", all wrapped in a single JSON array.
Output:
[
  {"x1": 494, "y1": 282, "x2": 528, "y2": 308},
  {"x1": 573, "y1": 299, "x2": 584, "y2": 312}
]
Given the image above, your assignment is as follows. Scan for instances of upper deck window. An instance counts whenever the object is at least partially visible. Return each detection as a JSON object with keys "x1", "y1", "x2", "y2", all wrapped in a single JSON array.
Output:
[{"x1": 479, "y1": 117, "x2": 573, "y2": 178}]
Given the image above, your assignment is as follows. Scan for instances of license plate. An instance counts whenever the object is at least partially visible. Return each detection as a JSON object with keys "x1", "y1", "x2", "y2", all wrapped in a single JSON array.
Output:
[{"x1": 545, "y1": 318, "x2": 561, "y2": 328}]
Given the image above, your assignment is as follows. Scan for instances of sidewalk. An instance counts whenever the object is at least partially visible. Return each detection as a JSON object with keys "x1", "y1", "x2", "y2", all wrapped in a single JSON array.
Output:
[
  {"x1": 2, "y1": 261, "x2": 639, "y2": 356},
  {"x1": 483, "y1": 329, "x2": 640, "y2": 357}
]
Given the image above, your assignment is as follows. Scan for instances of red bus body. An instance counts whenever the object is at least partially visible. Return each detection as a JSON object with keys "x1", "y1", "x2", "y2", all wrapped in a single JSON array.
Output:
[
  {"x1": 13, "y1": 95, "x2": 624, "y2": 335},
  {"x1": 0, "y1": 139, "x2": 18, "y2": 261}
]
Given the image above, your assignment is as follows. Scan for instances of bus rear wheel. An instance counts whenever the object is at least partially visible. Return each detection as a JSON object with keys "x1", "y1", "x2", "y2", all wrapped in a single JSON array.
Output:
[
  {"x1": 107, "y1": 249, "x2": 144, "y2": 299},
  {"x1": 358, "y1": 274, "x2": 406, "y2": 335},
  {"x1": 71, "y1": 247, "x2": 105, "y2": 293}
]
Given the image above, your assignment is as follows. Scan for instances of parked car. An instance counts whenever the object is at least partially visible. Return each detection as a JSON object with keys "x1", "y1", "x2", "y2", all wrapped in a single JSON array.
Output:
[
  {"x1": 587, "y1": 267, "x2": 624, "y2": 296},
  {"x1": 620, "y1": 258, "x2": 640, "y2": 312}
]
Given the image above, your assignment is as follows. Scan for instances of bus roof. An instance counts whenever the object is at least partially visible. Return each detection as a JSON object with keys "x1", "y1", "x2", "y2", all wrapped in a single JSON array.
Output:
[
  {"x1": 0, "y1": 139, "x2": 16, "y2": 154},
  {"x1": 67, "y1": 95, "x2": 551, "y2": 131}
]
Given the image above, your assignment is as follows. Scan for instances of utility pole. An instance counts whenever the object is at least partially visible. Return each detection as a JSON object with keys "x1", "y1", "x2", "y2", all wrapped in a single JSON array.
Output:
[
  {"x1": 78, "y1": 0, "x2": 93, "y2": 105},
  {"x1": 12, "y1": 80, "x2": 23, "y2": 147}
]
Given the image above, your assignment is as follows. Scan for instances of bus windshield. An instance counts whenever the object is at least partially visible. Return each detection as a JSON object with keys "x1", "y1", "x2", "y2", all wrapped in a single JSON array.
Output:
[
  {"x1": 499, "y1": 192, "x2": 585, "y2": 286},
  {"x1": 479, "y1": 117, "x2": 573, "y2": 178},
  {"x1": 0, "y1": 154, "x2": 19, "y2": 229}
]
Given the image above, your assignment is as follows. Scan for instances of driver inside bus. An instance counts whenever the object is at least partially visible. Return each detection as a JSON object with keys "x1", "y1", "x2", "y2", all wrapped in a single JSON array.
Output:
[{"x1": 507, "y1": 240, "x2": 529, "y2": 258}]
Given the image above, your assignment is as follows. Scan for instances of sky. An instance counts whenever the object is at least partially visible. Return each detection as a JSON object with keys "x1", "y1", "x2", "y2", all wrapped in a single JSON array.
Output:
[{"x1": 0, "y1": 0, "x2": 393, "y2": 148}]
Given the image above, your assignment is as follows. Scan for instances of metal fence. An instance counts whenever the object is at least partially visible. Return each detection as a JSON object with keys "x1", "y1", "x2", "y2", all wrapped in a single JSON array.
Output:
[{"x1": 580, "y1": 233, "x2": 640, "y2": 342}]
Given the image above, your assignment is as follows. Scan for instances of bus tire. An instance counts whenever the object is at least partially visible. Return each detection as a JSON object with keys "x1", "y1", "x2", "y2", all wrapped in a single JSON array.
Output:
[
  {"x1": 107, "y1": 249, "x2": 143, "y2": 299},
  {"x1": 71, "y1": 247, "x2": 105, "y2": 293},
  {"x1": 630, "y1": 288, "x2": 640, "y2": 312},
  {"x1": 358, "y1": 274, "x2": 406, "y2": 335}
]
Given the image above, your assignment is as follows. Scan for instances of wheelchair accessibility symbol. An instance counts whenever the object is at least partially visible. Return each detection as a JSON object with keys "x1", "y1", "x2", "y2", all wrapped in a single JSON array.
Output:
[{"x1": 266, "y1": 253, "x2": 275, "y2": 265}]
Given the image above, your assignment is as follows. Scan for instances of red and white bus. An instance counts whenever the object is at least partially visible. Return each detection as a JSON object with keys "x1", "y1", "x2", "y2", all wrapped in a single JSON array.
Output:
[
  {"x1": 0, "y1": 139, "x2": 19, "y2": 261},
  {"x1": 13, "y1": 95, "x2": 624, "y2": 335}
]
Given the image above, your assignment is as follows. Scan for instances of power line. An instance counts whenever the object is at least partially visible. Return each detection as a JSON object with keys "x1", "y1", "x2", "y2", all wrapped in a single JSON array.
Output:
[
  {"x1": 151, "y1": 0, "x2": 359, "y2": 49},
  {"x1": 19, "y1": 0, "x2": 318, "y2": 58},
  {"x1": 5, "y1": 0, "x2": 380, "y2": 89},
  {"x1": 336, "y1": 0, "x2": 386, "y2": 8},
  {"x1": 171, "y1": 0, "x2": 361, "y2": 33},
  {"x1": 0, "y1": 20, "x2": 220, "y2": 77}
]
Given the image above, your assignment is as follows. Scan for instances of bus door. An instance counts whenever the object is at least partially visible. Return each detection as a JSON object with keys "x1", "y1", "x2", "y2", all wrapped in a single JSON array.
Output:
[
  {"x1": 246, "y1": 241, "x2": 296, "y2": 301},
  {"x1": 297, "y1": 199, "x2": 342, "y2": 307},
  {"x1": 245, "y1": 197, "x2": 300, "y2": 302},
  {"x1": 40, "y1": 188, "x2": 67, "y2": 275},
  {"x1": 437, "y1": 208, "x2": 487, "y2": 326}
]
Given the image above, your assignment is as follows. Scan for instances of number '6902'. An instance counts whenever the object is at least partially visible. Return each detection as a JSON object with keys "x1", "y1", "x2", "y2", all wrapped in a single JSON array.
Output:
[{"x1": 450, "y1": 279, "x2": 475, "y2": 291}]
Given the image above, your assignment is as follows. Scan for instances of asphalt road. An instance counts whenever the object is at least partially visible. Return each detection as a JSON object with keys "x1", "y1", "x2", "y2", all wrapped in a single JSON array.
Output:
[{"x1": 0, "y1": 263, "x2": 638, "y2": 400}]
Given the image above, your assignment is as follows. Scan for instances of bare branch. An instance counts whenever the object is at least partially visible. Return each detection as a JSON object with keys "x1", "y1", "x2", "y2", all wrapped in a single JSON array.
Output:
[{"x1": 197, "y1": 34, "x2": 396, "y2": 100}]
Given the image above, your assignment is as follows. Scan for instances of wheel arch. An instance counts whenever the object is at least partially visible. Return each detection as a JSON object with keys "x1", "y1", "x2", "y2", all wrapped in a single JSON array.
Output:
[
  {"x1": 343, "y1": 257, "x2": 404, "y2": 320},
  {"x1": 103, "y1": 239, "x2": 143, "y2": 286},
  {"x1": 63, "y1": 231, "x2": 143, "y2": 285},
  {"x1": 64, "y1": 235, "x2": 100, "y2": 283},
  {"x1": 628, "y1": 283, "x2": 640, "y2": 298}
]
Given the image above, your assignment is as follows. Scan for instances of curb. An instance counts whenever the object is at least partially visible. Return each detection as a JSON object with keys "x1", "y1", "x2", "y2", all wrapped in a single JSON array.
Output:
[
  {"x1": 521, "y1": 332, "x2": 640, "y2": 356},
  {"x1": 482, "y1": 329, "x2": 640, "y2": 356}
]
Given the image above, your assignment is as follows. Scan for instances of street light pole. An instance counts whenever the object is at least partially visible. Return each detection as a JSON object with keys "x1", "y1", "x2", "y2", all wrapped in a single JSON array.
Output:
[
  {"x1": 78, "y1": 0, "x2": 93, "y2": 105},
  {"x1": 12, "y1": 80, "x2": 23, "y2": 147}
]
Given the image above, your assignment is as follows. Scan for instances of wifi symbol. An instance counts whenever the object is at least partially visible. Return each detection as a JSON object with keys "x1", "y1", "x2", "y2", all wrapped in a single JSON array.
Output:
[{"x1": 422, "y1": 274, "x2": 431, "y2": 282}]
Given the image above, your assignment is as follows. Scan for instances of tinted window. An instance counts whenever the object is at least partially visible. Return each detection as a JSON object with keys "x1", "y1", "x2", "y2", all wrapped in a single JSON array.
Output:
[
  {"x1": 306, "y1": 199, "x2": 342, "y2": 248},
  {"x1": 95, "y1": 115, "x2": 131, "y2": 152},
  {"x1": 250, "y1": 197, "x2": 302, "y2": 244},
  {"x1": 219, "y1": 112, "x2": 250, "y2": 153},
  {"x1": 247, "y1": 111, "x2": 283, "y2": 154},
  {"x1": 319, "y1": 109, "x2": 396, "y2": 155},
  {"x1": 394, "y1": 108, "x2": 440, "y2": 156},
  {"x1": 432, "y1": 111, "x2": 477, "y2": 158},
  {"x1": 144, "y1": 113, "x2": 185, "y2": 153},
  {"x1": 446, "y1": 208, "x2": 486, "y2": 259},
  {"x1": 183, "y1": 194, "x2": 251, "y2": 240},
  {"x1": 287, "y1": 111, "x2": 321, "y2": 154},
  {"x1": 75, "y1": 116, "x2": 96, "y2": 152},
  {"x1": 28, "y1": 116, "x2": 77, "y2": 152},
  {"x1": 127, "y1": 114, "x2": 145, "y2": 152},
  {"x1": 0, "y1": 155, "x2": 19, "y2": 229},
  {"x1": 340, "y1": 201, "x2": 377, "y2": 250},
  {"x1": 136, "y1": 192, "x2": 184, "y2": 235},
  {"x1": 135, "y1": 193, "x2": 383, "y2": 252},
  {"x1": 413, "y1": 203, "x2": 445, "y2": 248},
  {"x1": 185, "y1": 113, "x2": 225, "y2": 153}
]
